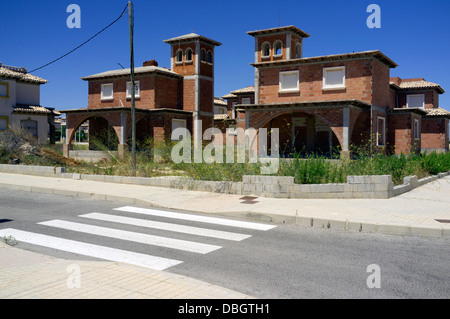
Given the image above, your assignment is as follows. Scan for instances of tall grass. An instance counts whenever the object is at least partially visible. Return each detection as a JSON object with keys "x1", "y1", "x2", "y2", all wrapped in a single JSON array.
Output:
[
  {"x1": 2, "y1": 129, "x2": 449, "y2": 185},
  {"x1": 63, "y1": 140, "x2": 450, "y2": 185}
]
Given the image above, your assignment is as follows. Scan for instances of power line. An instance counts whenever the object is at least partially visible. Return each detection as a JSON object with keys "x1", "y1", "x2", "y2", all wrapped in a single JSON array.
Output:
[{"x1": 29, "y1": 4, "x2": 129, "y2": 73}]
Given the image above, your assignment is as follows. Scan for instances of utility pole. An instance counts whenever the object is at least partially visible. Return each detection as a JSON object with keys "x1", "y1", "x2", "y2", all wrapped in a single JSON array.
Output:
[{"x1": 128, "y1": 1, "x2": 136, "y2": 175}]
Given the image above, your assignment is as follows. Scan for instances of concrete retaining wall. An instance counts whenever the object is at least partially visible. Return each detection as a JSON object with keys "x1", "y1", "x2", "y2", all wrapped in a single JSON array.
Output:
[
  {"x1": 68, "y1": 150, "x2": 116, "y2": 163},
  {"x1": 242, "y1": 175, "x2": 393, "y2": 199},
  {"x1": 0, "y1": 164, "x2": 449, "y2": 199},
  {"x1": 0, "y1": 164, "x2": 65, "y2": 177},
  {"x1": 393, "y1": 172, "x2": 450, "y2": 196}
]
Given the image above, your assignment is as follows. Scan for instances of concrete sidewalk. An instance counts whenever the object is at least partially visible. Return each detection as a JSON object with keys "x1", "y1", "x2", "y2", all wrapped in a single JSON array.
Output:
[
  {"x1": 0, "y1": 172, "x2": 449, "y2": 299},
  {"x1": 0, "y1": 241, "x2": 252, "y2": 299}
]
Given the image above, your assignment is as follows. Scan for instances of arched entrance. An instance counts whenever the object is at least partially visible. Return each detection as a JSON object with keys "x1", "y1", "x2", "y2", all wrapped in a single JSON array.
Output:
[
  {"x1": 261, "y1": 111, "x2": 341, "y2": 157},
  {"x1": 69, "y1": 116, "x2": 119, "y2": 151}
]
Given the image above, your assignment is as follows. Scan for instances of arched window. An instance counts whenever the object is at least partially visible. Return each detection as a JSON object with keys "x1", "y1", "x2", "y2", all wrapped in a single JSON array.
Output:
[
  {"x1": 201, "y1": 48, "x2": 206, "y2": 61},
  {"x1": 185, "y1": 48, "x2": 193, "y2": 62},
  {"x1": 274, "y1": 40, "x2": 282, "y2": 56},
  {"x1": 207, "y1": 50, "x2": 213, "y2": 63},
  {"x1": 176, "y1": 49, "x2": 183, "y2": 63},
  {"x1": 296, "y1": 42, "x2": 302, "y2": 59},
  {"x1": 261, "y1": 42, "x2": 270, "y2": 58}
]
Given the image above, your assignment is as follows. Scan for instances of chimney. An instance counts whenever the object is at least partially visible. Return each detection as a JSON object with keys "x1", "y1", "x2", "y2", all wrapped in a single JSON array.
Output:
[{"x1": 143, "y1": 60, "x2": 158, "y2": 67}]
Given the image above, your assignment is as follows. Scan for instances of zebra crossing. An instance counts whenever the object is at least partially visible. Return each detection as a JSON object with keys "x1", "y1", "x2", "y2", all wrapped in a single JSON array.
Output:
[{"x1": 0, "y1": 206, "x2": 276, "y2": 271}]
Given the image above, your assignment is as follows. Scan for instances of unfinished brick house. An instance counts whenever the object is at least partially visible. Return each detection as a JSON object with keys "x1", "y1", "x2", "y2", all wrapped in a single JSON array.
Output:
[
  {"x1": 62, "y1": 33, "x2": 221, "y2": 157},
  {"x1": 231, "y1": 25, "x2": 450, "y2": 157},
  {"x1": 62, "y1": 26, "x2": 449, "y2": 159}
]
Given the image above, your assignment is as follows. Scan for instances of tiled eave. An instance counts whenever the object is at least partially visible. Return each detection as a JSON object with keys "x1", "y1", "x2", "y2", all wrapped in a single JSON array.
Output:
[
  {"x1": 387, "y1": 108, "x2": 428, "y2": 116},
  {"x1": 250, "y1": 50, "x2": 398, "y2": 69},
  {"x1": 236, "y1": 100, "x2": 372, "y2": 111},
  {"x1": 61, "y1": 106, "x2": 193, "y2": 116}
]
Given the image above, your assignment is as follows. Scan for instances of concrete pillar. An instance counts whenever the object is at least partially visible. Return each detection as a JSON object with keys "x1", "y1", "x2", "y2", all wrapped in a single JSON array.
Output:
[
  {"x1": 63, "y1": 116, "x2": 72, "y2": 158},
  {"x1": 63, "y1": 144, "x2": 73, "y2": 158},
  {"x1": 341, "y1": 106, "x2": 350, "y2": 158},
  {"x1": 342, "y1": 106, "x2": 350, "y2": 152},
  {"x1": 118, "y1": 144, "x2": 128, "y2": 158},
  {"x1": 116, "y1": 111, "x2": 128, "y2": 159}
]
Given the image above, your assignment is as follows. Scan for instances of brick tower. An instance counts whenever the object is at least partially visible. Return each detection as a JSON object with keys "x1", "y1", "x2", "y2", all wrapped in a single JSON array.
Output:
[
  {"x1": 164, "y1": 33, "x2": 222, "y2": 141},
  {"x1": 247, "y1": 26, "x2": 310, "y2": 104}
]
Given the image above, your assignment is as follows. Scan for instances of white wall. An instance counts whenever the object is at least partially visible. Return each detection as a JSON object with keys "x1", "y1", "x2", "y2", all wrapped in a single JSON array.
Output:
[
  {"x1": 1, "y1": 79, "x2": 48, "y2": 143},
  {"x1": 15, "y1": 82, "x2": 40, "y2": 106},
  {"x1": 0, "y1": 79, "x2": 16, "y2": 117},
  {"x1": 10, "y1": 113, "x2": 48, "y2": 144},
  {"x1": 214, "y1": 105, "x2": 227, "y2": 114}
]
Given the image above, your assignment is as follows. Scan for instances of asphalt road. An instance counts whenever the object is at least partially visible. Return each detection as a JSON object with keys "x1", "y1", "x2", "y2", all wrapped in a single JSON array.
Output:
[{"x1": 0, "y1": 188, "x2": 449, "y2": 299}]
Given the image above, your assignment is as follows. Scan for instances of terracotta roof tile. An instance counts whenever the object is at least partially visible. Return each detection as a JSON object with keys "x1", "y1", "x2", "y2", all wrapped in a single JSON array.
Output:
[
  {"x1": 13, "y1": 105, "x2": 51, "y2": 114},
  {"x1": 214, "y1": 97, "x2": 227, "y2": 106},
  {"x1": 423, "y1": 107, "x2": 450, "y2": 118},
  {"x1": 390, "y1": 80, "x2": 445, "y2": 93},
  {"x1": 0, "y1": 66, "x2": 48, "y2": 84},
  {"x1": 222, "y1": 86, "x2": 255, "y2": 99}
]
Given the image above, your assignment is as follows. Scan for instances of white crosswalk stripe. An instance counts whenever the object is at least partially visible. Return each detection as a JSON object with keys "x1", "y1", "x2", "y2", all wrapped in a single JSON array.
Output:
[
  {"x1": 1, "y1": 206, "x2": 276, "y2": 271},
  {"x1": 38, "y1": 220, "x2": 221, "y2": 254},
  {"x1": 0, "y1": 228, "x2": 183, "y2": 271},
  {"x1": 114, "y1": 206, "x2": 277, "y2": 231},
  {"x1": 80, "y1": 213, "x2": 251, "y2": 241}
]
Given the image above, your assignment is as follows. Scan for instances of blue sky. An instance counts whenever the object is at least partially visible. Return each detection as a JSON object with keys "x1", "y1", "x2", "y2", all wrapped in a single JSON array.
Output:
[{"x1": 1, "y1": 0, "x2": 449, "y2": 111}]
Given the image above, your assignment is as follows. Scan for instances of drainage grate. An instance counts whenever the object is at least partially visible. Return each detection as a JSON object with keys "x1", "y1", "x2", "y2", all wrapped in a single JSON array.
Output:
[{"x1": 435, "y1": 219, "x2": 450, "y2": 224}]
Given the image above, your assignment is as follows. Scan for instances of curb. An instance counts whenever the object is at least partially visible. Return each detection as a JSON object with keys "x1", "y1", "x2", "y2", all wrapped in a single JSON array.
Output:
[{"x1": 0, "y1": 180, "x2": 448, "y2": 240}]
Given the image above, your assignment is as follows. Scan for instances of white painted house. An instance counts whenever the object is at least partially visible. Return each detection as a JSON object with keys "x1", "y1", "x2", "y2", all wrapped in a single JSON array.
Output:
[{"x1": 0, "y1": 63, "x2": 58, "y2": 144}]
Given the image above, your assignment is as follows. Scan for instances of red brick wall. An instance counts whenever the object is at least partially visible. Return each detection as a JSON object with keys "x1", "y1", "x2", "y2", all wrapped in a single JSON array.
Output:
[
  {"x1": 88, "y1": 77, "x2": 152, "y2": 109},
  {"x1": 291, "y1": 35, "x2": 302, "y2": 59},
  {"x1": 88, "y1": 75, "x2": 180, "y2": 110},
  {"x1": 172, "y1": 43, "x2": 196, "y2": 76},
  {"x1": 199, "y1": 79, "x2": 213, "y2": 113},
  {"x1": 389, "y1": 88, "x2": 397, "y2": 108},
  {"x1": 371, "y1": 60, "x2": 390, "y2": 108},
  {"x1": 236, "y1": 94, "x2": 255, "y2": 104},
  {"x1": 257, "y1": 34, "x2": 287, "y2": 62},
  {"x1": 182, "y1": 78, "x2": 195, "y2": 112},
  {"x1": 396, "y1": 91, "x2": 438, "y2": 109},
  {"x1": 421, "y1": 118, "x2": 449, "y2": 150},
  {"x1": 200, "y1": 44, "x2": 214, "y2": 78},
  {"x1": 257, "y1": 59, "x2": 373, "y2": 105},
  {"x1": 154, "y1": 76, "x2": 180, "y2": 109},
  {"x1": 135, "y1": 113, "x2": 193, "y2": 143},
  {"x1": 387, "y1": 113, "x2": 421, "y2": 154}
]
